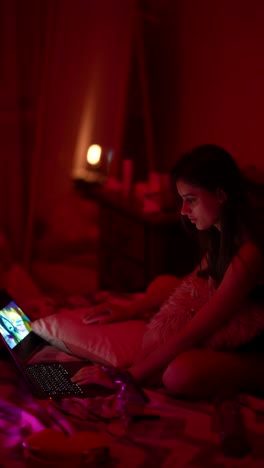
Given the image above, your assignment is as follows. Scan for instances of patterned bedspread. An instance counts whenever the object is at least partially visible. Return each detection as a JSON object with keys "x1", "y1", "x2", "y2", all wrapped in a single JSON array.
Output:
[{"x1": 1, "y1": 293, "x2": 264, "y2": 467}]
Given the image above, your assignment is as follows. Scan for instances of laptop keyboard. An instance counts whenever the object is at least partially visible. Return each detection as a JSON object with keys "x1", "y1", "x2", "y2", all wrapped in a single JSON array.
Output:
[{"x1": 27, "y1": 363, "x2": 84, "y2": 397}]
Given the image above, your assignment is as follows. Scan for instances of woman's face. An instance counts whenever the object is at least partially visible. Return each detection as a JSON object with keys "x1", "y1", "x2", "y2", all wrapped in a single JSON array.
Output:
[{"x1": 176, "y1": 179, "x2": 225, "y2": 230}]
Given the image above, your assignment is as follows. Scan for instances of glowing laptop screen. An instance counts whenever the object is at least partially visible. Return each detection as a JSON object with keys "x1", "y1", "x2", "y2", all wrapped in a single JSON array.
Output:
[{"x1": 0, "y1": 301, "x2": 31, "y2": 349}]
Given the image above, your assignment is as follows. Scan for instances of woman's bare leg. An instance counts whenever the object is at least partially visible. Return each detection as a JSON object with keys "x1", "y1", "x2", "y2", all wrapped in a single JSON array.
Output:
[{"x1": 162, "y1": 349, "x2": 264, "y2": 400}]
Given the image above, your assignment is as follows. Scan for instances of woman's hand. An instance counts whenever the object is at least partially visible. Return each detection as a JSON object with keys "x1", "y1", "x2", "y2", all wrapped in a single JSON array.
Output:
[
  {"x1": 96, "y1": 302, "x2": 137, "y2": 324},
  {"x1": 82, "y1": 303, "x2": 112, "y2": 324},
  {"x1": 71, "y1": 364, "x2": 115, "y2": 388},
  {"x1": 82, "y1": 301, "x2": 139, "y2": 325}
]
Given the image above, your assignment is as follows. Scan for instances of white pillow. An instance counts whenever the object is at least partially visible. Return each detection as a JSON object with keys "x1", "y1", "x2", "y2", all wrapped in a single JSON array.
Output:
[{"x1": 31, "y1": 309, "x2": 146, "y2": 368}]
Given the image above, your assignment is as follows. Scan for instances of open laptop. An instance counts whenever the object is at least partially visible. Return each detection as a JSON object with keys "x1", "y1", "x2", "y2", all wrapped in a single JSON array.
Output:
[{"x1": 0, "y1": 289, "x2": 113, "y2": 400}]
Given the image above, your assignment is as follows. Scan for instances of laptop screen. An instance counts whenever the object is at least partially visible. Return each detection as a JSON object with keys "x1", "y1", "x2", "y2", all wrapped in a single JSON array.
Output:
[{"x1": 0, "y1": 301, "x2": 32, "y2": 349}]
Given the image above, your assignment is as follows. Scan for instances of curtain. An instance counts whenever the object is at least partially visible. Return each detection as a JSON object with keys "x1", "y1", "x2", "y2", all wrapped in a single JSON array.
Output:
[
  {"x1": 0, "y1": 0, "x2": 135, "y2": 268},
  {"x1": 0, "y1": 0, "x2": 58, "y2": 264}
]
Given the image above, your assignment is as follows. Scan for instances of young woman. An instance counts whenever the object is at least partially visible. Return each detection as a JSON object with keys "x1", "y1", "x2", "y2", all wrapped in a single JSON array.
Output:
[{"x1": 72, "y1": 144, "x2": 264, "y2": 399}]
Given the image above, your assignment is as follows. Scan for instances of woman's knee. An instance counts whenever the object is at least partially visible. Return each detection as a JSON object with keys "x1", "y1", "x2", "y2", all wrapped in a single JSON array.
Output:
[
  {"x1": 162, "y1": 349, "x2": 250, "y2": 399},
  {"x1": 162, "y1": 351, "x2": 199, "y2": 397}
]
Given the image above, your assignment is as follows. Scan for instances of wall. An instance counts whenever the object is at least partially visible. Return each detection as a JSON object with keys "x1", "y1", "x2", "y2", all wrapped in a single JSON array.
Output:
[
  {"x1": 37, "y1": 0, "x2": 135, "y2": 216},
  {"x1": 34, "y1": 0, "x2": 264, "y2": 218},
  {"x1": 154, "y1": 0, "x2": 264, "y2": 171}
]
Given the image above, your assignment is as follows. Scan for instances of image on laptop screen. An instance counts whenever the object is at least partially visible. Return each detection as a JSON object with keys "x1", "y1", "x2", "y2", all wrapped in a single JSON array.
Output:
[{"x1": 0, "y1": 301, "x2": 32, "y2": 349}]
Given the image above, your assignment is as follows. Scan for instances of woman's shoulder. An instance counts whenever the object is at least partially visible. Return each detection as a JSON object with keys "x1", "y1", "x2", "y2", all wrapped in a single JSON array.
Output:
[
  {"x1": 239, "y1": 238, "x2": 262, "y2": 254},
  {"x1": 211, "y1": 240, "x2": 263, "y2": 305},
  {"x1": 237, "y1": 239, "x2": 263, "y2": 262},
  {"x1": 242, "y1": 240, "x2": 264, "y2": 299},
  {"x1": 236, "y1": 240, "x2": 264, "y2": 281}
]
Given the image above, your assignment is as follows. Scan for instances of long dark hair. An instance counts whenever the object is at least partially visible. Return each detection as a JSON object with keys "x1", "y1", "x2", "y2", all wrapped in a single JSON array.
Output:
[{"x1": 171, "y1": 144, "x2": 259, "y2": 285}]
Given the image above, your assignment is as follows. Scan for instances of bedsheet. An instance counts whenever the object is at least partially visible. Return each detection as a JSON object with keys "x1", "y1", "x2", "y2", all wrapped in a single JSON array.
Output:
[
  {"x1": 1, "y1": 292, "x2": 264, "y2": 467},
  {"x1": 1, "y1": 354, "x2": 264, "y2": 467}
]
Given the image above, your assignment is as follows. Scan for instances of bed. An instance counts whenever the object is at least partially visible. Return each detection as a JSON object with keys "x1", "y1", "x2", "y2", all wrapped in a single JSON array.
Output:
[{"x1": 1, "y1": 289, "x2": 264, "y2": 468}]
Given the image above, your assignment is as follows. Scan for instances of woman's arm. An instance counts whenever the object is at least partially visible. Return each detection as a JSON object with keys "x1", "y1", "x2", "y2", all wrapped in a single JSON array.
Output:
[
  {"x1": 129, "y1": 242, "x2": 263, "y2": 382},
  {"x1": 97, "y1": 275, "x2": 182, "y2": 324},
  {"x1": 129, "y1": 257, "x2": 209, "y2": 320},
  {"x1": 100, "y1": 257, "x2": 208, "y2": 324},
  {"x1": 129, "y1": 275, "x2": 182, "y2": 318}
]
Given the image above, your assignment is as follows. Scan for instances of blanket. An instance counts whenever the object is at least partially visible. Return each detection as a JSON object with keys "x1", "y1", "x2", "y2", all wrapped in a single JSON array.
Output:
[
  {"x1": 1, "y1": 355, "x2": 264, "y2": 467},
  {"x1": 1, "y1": 292, "x2": 264, "y2": 467}
]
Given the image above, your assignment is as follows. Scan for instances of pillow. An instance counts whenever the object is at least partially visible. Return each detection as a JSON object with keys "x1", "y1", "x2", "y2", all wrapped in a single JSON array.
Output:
[{"x1": 31, "y1": 309, "x2": 146, "y2": 368}]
